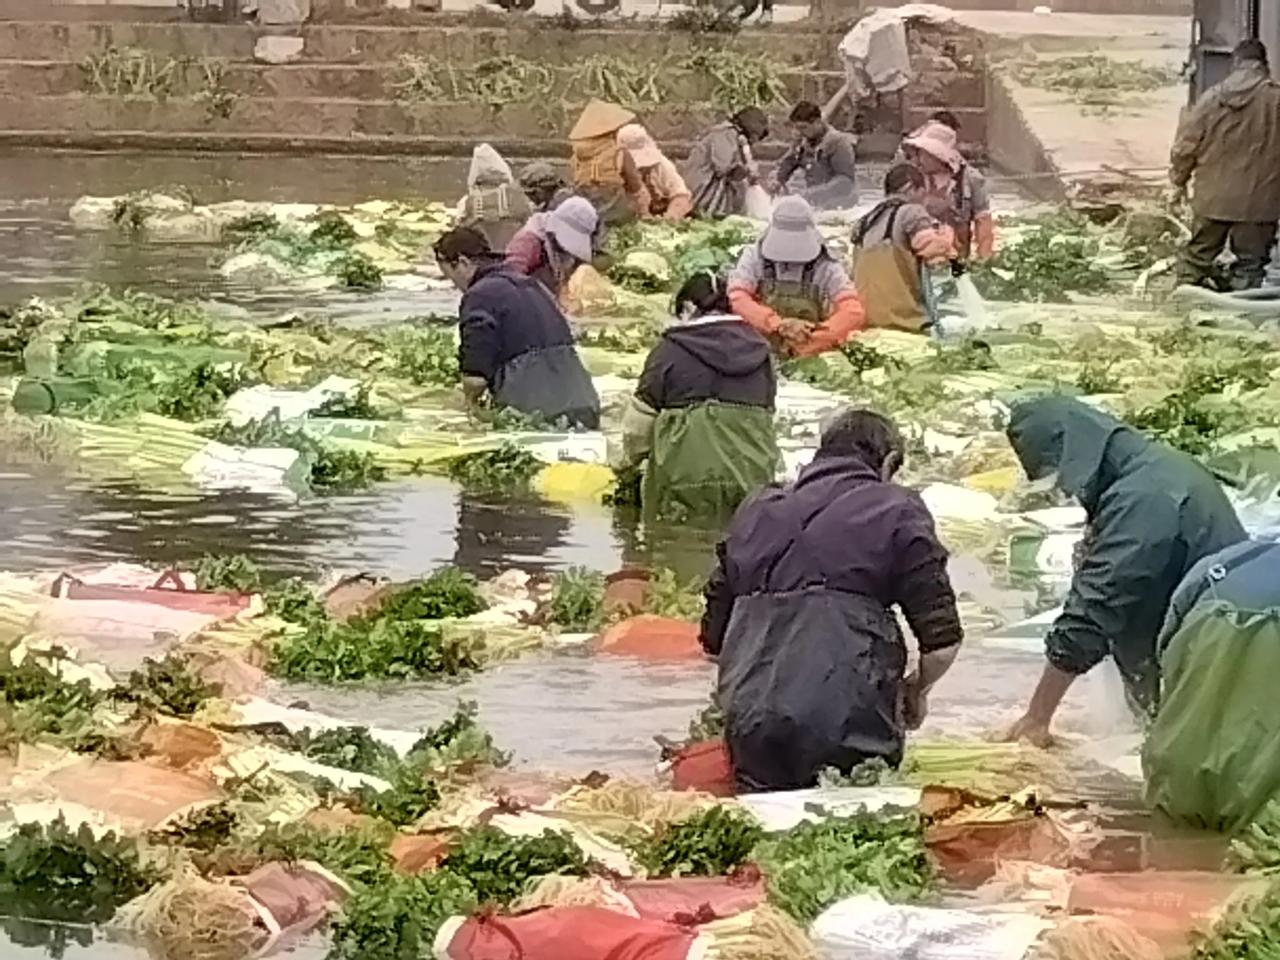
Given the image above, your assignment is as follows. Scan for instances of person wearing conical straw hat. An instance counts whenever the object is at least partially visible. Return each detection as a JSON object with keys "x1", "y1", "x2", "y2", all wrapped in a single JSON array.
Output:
[{"x1": 568, "y1": 99, "x2": 651, "y2": 225}]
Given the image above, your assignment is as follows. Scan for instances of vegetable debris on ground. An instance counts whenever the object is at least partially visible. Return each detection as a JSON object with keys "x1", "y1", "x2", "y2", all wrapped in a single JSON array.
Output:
[
  {"x1": 446, "y1": 442, "x2": 543, "y2": 494},
  {"x1": 116, "y1": 654, "x2": 219, "y2": 718},
  {"x1": 1009, "y1": 54, "x2": 1180, "y2": 106},
  {"x1": 755, "y1": 811, "x2": 935, "y2": 924}
]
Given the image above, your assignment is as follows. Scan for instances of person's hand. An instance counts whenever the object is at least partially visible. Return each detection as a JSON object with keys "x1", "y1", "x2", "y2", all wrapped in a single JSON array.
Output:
[
  {"x1": 1164, "y1": 183, "x2": 1188, "y2": 208},
  {"x1": 901, "y1": 674, "x2": 928, "y2": 730},
  {"x1": 777, "y1": 317, "x2": 809, "y2": 347},
  {"x1": 995, "y1": 713, "x2": 1056, "y2": 749}
]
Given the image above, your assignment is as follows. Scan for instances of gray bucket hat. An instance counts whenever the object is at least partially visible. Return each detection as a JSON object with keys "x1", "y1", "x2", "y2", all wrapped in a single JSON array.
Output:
[
  {"x1": 760, "y1": 195, "x2": 823, "y2": 263},
  {"x1": 548, "y1": 196, "x2": 599, "y2": 263}
]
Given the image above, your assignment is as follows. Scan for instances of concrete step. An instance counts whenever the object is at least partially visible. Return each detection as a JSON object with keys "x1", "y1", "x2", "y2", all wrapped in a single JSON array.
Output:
[
  {"x1": 0, "y1": 19, "x2": 839, "y2": 67},
  {"x1": 0, "y1": 58, "x2": 857, "y2": 103}
]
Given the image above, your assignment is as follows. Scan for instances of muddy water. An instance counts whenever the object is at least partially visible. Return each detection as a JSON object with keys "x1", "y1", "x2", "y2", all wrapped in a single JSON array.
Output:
[{"x1": 0, "y1": 151, "x2": 1119, "y2": 960}]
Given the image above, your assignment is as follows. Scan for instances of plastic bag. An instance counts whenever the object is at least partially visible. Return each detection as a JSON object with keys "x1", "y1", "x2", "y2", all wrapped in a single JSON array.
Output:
[
  {"x1": 743, "y1": 185, "x2": 773, "y2": 221},
  {"x1": 436, "y1": 906, "x2": 696, "y2": 960}
]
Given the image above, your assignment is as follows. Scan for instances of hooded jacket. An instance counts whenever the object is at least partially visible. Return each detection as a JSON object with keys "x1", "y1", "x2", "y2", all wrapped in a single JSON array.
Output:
[
  {"x1": 462, "y1": 144, "x2": 533, "y2": 253},
  {"x1": 700, "y1": 453, "x2": 961, "y2": 790},
  {"x1": 1006, "y1": 397, "x2": 1245, "y2": 709},
  {"x1": 636, "y1": 316, "x2": 775, "y2": 412},
  {"x1": 625, "y1": 316, "x2": 778, "y2": 523},
  {"x1": 1170, "y1": 62, "x2": 1280, "y2": 222}
]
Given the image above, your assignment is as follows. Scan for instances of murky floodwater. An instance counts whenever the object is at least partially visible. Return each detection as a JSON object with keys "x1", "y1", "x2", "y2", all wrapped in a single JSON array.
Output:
[{"x1": 0, "y1": 151, "x2": 1119, "y2": 960}]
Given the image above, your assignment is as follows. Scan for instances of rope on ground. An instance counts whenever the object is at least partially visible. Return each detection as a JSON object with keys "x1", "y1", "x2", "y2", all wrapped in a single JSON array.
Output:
[
  {"x1": 700, "y1": 905, "x2": 819, "y2": 960},
  {"x1": 112, "y1": 864, "x2": 270, "y2": 960}
]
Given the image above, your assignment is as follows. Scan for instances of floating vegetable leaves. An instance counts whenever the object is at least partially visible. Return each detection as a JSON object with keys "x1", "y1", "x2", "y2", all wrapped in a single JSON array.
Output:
[
  {"x1": 406, "y1": 701, "x2": 510, "y2": 773},
  {"x1": 446, "y1": 443, "x2": 542, "y2": 494},
  {"x1": 1191, "y1": 882, "x2": 1280, "y2": 960},
  {"x1": 117, "y1": 654, "x2": 219, "y2": 719},
  {"x1": 193, "y1": 553, "x2": 263, "y2": 592},
  {"x1": 269, "y1": 617, "x2": 481, "y2": 683},
  {"x1": 630, "y1": 806, "x2": 764, "y2": 878},
  {"x1": 548, "y1": 566, "x2": 606, "y2": 630},
  {"x1": 0, "y1": 816, "x2": 163, "y2": 924},
  {"x1": 374, "y1": 568, "x2": 487, "y2": 621}
]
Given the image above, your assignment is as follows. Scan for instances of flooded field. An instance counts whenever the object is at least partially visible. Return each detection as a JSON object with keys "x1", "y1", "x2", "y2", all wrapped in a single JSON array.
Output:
[{"x1": 0, "y1": 148, "x2": 1221, "y2": 960}]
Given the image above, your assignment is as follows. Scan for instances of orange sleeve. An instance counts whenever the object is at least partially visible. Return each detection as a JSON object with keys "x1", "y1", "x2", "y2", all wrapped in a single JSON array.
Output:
[
  {"x1": 728, "y1": 284, "x2": 782, "y2": 337},
  {"x1": 792, "y1": 289, "x2": 866, "y2": 357},
  {"x1": 664, "y1": 193, "x2": 693, "y2": 221},
  {"x1": 973, "y1": 212, "x2": 995, "y2": 260}
]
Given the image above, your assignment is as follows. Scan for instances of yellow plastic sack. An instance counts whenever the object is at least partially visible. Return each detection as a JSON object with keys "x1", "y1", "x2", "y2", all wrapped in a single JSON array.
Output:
[
  {"x1": 963, "y1": 466, "x2": 1022, "y2": 495},
  {"x1": 535, "y1": 462, "x2": 615, "y2": 505}
]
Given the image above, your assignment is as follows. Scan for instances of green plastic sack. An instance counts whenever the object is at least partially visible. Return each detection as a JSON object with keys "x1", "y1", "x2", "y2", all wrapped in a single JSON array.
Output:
[{"x1": 1144, "y1": 603, "x2": 1280, "y2": 832}]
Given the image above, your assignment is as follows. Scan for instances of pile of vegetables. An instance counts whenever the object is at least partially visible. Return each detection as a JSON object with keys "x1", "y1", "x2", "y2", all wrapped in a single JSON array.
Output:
[
  {"x1": 969, "y1": 221, "x2": 1113, "y2": 302},
  {"x1": 545, "y1": 565, "x2": 705, "y2": 631}
]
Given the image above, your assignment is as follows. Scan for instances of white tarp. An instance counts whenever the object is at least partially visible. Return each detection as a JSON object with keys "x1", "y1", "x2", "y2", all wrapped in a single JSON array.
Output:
[
  {"x1": 813, "y1": 894, "x2": 1049, "y2": 960},
  {"x1": 739, "y1": 786, "x2": 922, "y2": 832},
  {"x1": 838, "y1": 4, "x2": 955, "y2": 96}
]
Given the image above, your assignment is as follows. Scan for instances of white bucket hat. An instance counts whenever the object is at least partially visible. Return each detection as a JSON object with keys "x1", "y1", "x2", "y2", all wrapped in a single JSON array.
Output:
[
  {"x1": 548, "y1": 196, "x2": 599, "y2": 263},
  {"x1": 760, "y1": 195, "x2": 823, "y2": 263},
  {"x1": 617, "y1": 123, "x2": 663, "y2": 168}
]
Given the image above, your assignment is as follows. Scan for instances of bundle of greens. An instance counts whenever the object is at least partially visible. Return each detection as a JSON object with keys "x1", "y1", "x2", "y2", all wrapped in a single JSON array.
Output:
[
  {"x1": 116, "y1": 654, "x2": 219, "y2": 719},
  {"x1": 446, "y1": 443, "x2": 543, "y2": 494},
  {"x1": 645, "y1": 567, "x2": 706, "y2": 621},
  {"x1": 329, "y1": 826, "x2": 589, "y2": 960},
  {"x1": 267, "y1": 567, "x2": 487, "y2": 682},
  {"x1": 1191, "y1": 883, "x2": 1280, "y2": 960},
  {"x1": 0, "y1": 816, "x2": 163, "y2": 924},
  {"x1": 755, "y1": 811, "x2": 935, "y2": 924},
  {"x1": 0, "y1": 655, "x2": 104, "y2": 746},
  {"x1": 548, "y1": 566, "x2": 606, "y2": 631},
  {"x1": 405, "y1": 701, "x2": 510, "y2": 773},
  {"x1": 687, "y1": 695, "x2": 725, "y2": 741},
  {"x1": 298, "y1": 725, "x2": 401, "y2": 777},
  {"x1": 152, "y1": 803, "x2": 240, "y2": 853},
  {"x1": 192, "y1": 553, "x2": 263, "y2": 592},
  {"x1": 630, "y1": 806, "x2": 764, "y2": 878},
  {"x1": 377, "y1": 325, "x2": 460, "y2": 388}
]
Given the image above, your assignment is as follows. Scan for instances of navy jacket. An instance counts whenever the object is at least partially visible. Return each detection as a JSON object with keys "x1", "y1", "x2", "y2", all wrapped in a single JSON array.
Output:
[
  {"x1": 459, "y1": 262, "x2": 600, "y2": 428},
  {"x1": 701, "y1": 453, "x2": 961, "y2": 789},
  {"x1": 636, "y1": 315, "x2": 775, "y2": 412}
]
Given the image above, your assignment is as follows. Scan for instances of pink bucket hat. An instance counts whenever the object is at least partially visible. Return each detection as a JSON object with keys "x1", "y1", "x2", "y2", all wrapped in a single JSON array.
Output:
[
  {"x1": 903, "y1": 120, "x2": 962, "y2": 171},
  {"x1": 617, "y1": 123, "x2": 663, "y2": 168}
]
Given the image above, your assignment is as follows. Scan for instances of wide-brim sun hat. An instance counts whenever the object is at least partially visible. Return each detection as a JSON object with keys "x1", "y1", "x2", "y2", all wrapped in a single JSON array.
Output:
[
  {"x1": 569, "y1": 99, "x2": 637, "y2": 140},
  {"x1": 903, "y1": 120, "x2": 963, "y2": 172},
  {"x1": 548, "y1": 196, "x2": 599, "y2": 262},
  {"x1": 760, "y1": 195, "x2": 823, "y2": 263},
  {"x1": 617, "y1": 123, "x2": 663, "y2": 168}
]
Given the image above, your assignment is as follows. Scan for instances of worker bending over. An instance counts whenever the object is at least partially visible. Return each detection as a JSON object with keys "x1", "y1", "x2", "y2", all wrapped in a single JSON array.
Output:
[
  {"x1": 617, "y1": 124, "x2": 693, "y2": 221},
  {"x1": 1000, "y1": 397, "x2": 1244, "y2": 747},
  {"x1": 770, "y1": 100, "x2": 858, "y2": 210},
  {"x1": 505, "y1": 196, "x2": 600, "y2": 301},
  {"x1": 685, "y1": 107, "x2": 770, "y2": 219},
  {"x1": 701, "y1": 408, "x2": 963, "y2": 791},
  {"x1": 459, "y1": 143, "x2": 532, "y2": 253},
  {"x1": 568, "y1": 99, "x2": 650, "y2": 225},
  {"x1": 727, "y1": 196, "x2": 864, "y2": 357},
  {"x1": 621, "y1": 271, "x2": 778, "y2": 522},
  {"x1": 852, "y1": 163, "x2": 956, "y2": 333},
  {"x1": 435, "y1": 226, "x2": 600, "y2": 430}
]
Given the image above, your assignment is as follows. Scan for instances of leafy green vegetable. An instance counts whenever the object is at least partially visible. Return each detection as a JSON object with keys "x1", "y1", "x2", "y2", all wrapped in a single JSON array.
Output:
[
  {"x1": 222, "y1": 212, "x2": 280, "y2": 241},
  {"x1": 262, "y1": 577, "x2": 329, "y2": 624},
  {"x1": 1191, "y1": 882, "x2": 1280, "y2": 960},
  {"x1": 269, "y1": 617, "x2": 481, "y2": 683},
  {"x1": 329, "y1": 869, "x2": 478, "y2": 960},
  {"x1": 630, "y1": 806, "x2": 764, "y2": 878},
  {"x1": 446, "y1": 443, "x2": 542, "y2": 494},
  {"x1": 549, "y1": 567, "x2": 606, "y2": 630},
  {"x1": 644, "y1": 567, "x2": 705, "y2": 621},
  {"x1": 116, "y1": 654, "x2": 219, "y2": 718},
  {"x1": 309, "y1": 211, "x2": 360, "y2": 249},
  {"x1": 970, "y1": 223, "x2": 1112, "y2": 302},
  {"x1": 337, "y1": 253, "x2": 384, "y2": 291},
  {"x1": 755, "y1": 811, "x2": 935, "y2": 924},
  {"x1": 0, "y1": 816, "x2": 163, "y2": 923},
  {"x1": 441, "y1": 827, "x2": 591, "y2": 905},
  {"x1": 407, "y1": 701, "x2": 510, "y2": 772},
  {"x1": 602, "y1": 463, "x2": 643, "y2": 508},
  {"x1": 687, "y1": 695, "x2": 725, "y2": 741},
  {"x1": 375, "y1": 568, "x2": 487, "y2": 621},
  {"x1": 349, "y1": 760, "x2": 441, "y2": 827},
  {"x1": 0, "y1": 655, "x2": 104, "y2": 746},
  {"x1": 303, "y1": 726, "x2": 401, "y2": 777},
  {"x1": 313, "y1": 383, "x2": 383, "y2": 420},
  {"x1": 254, "y1": 821, "x2": 397, "y2": 889},
  {"x1": 379, "y1": 325, "x2": 460, "y2": 388},
  {"x1": 203, "y1": 417, "x2": 388, "y2": 492},
  {"x1": 193, "y1": 553, "x2": 263, "y2": 592},
  {"x1": 152, "y1": 802, "x2": 239, "y2": 852}
]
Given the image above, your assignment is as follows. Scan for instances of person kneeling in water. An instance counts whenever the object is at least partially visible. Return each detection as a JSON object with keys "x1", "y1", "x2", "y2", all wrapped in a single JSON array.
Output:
[
  {"x1": 435, "y1": 226, "x2": 600, "y2": 430},
  {"x1": 621, "y1": 271, "x2": 779, "y2": 522},
  {"x1": 701, "y1": 408, "x2": 963, "y2": 791}
]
